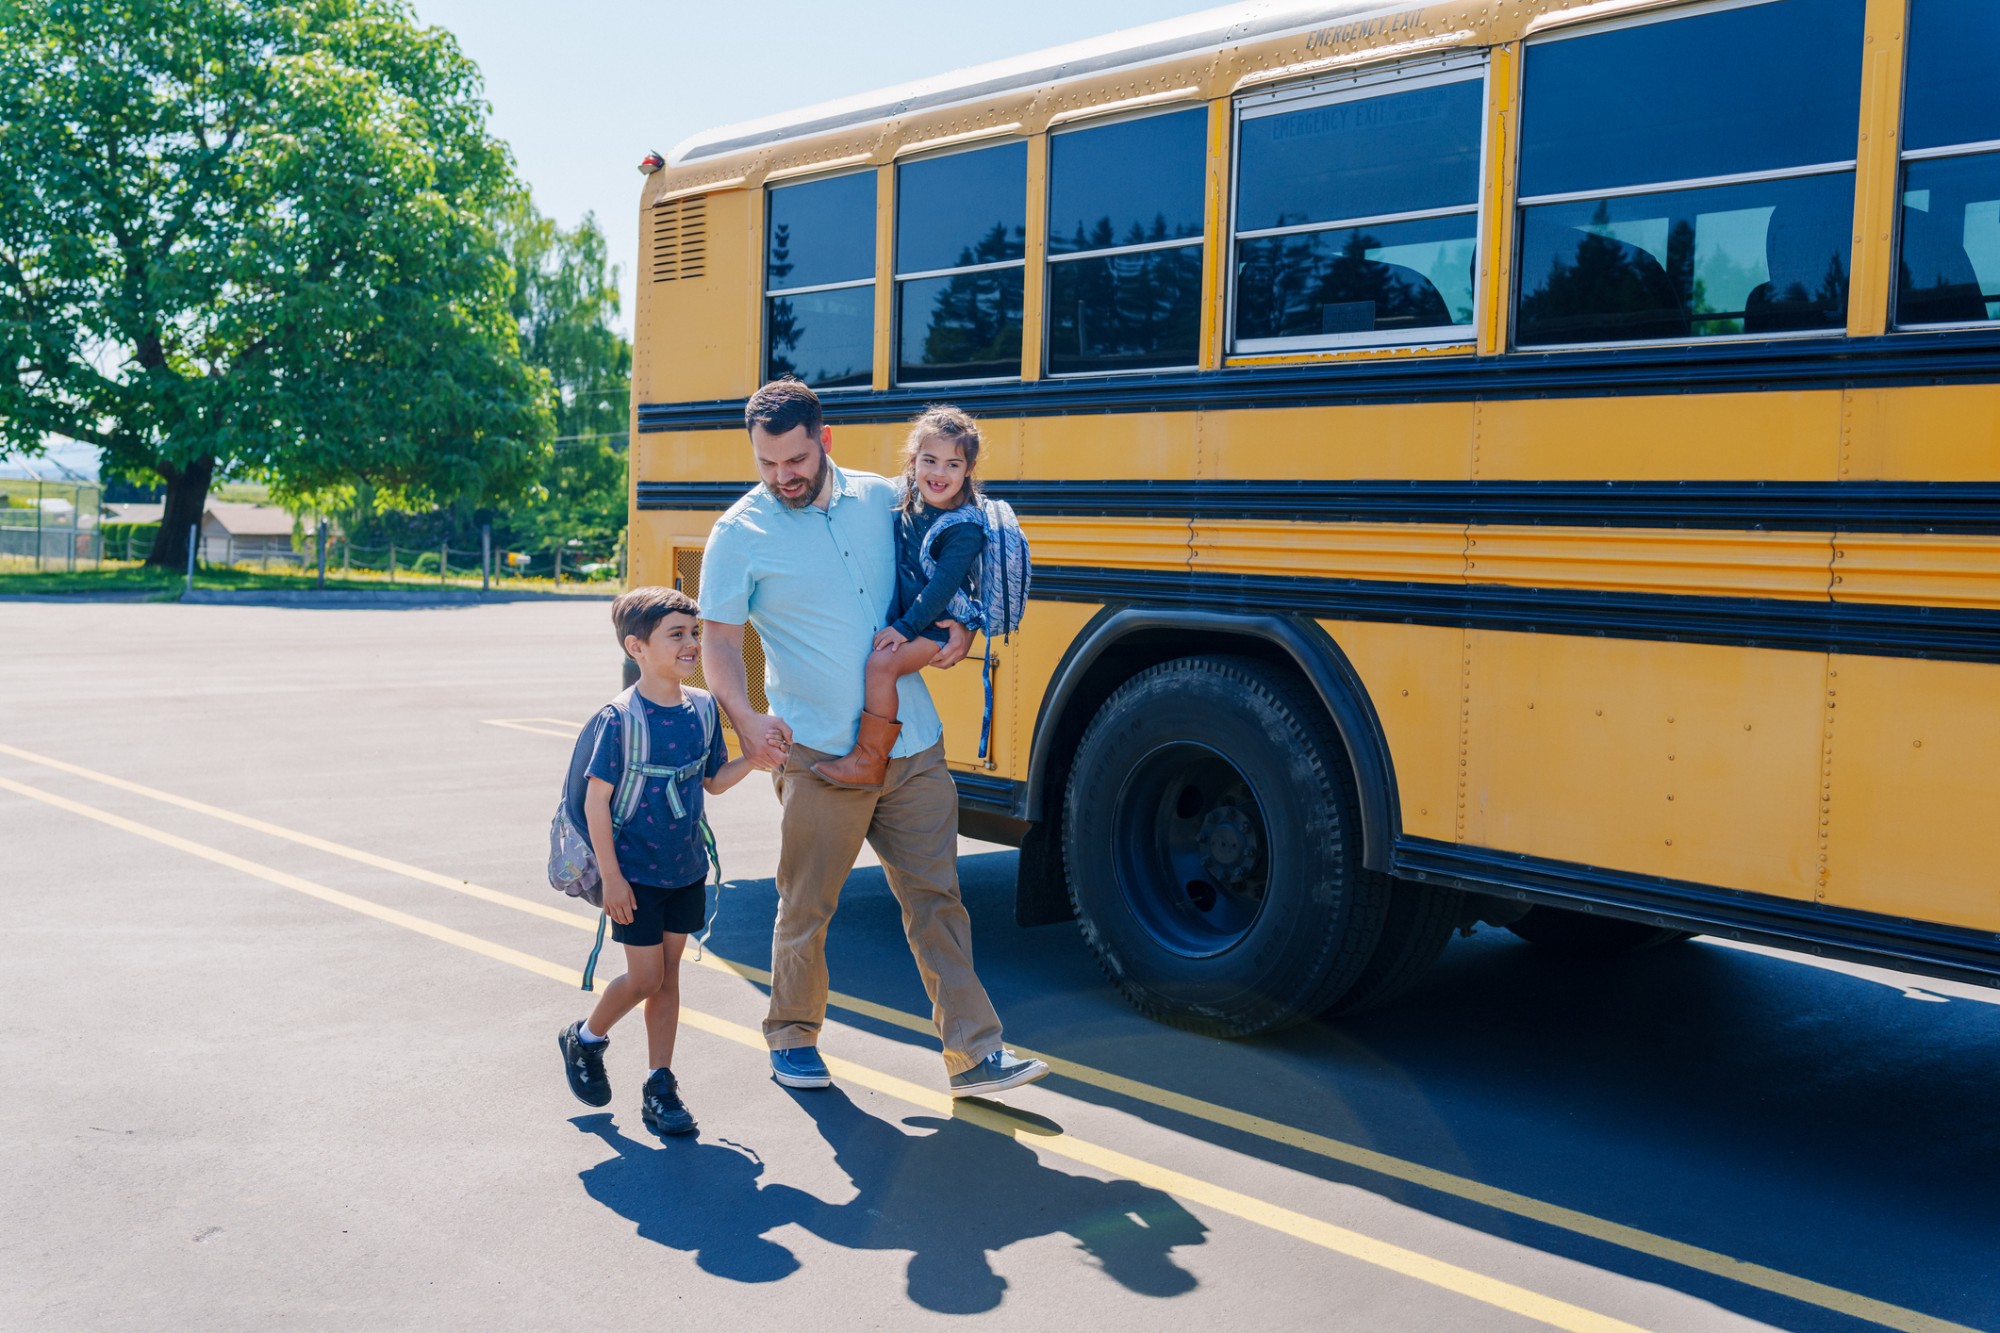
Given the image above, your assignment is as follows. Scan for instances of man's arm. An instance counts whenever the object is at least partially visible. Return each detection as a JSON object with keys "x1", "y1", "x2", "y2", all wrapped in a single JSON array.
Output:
[
  {"x1": 701, "y1": 619, "x2": 791, "y2": 769},
  {"x1": 931, "y1": 619, "x2": 973, "y2": 669}
]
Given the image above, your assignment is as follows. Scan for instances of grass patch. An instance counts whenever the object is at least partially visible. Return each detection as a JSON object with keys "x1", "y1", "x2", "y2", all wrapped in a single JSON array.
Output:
[{"x1": 0, "y1": 562, "x2": 609, "y2": 597}]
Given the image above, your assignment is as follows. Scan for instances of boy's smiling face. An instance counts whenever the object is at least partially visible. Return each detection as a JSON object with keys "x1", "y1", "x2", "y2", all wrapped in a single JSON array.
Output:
[{"x1": 626, "y1": 611, "x2": 702, "y2": 683}]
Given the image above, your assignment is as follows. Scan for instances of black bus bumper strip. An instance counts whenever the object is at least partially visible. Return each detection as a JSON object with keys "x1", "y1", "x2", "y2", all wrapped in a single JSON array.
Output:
[
  {"x1": 639, "y1": 478, "x2": 2000, "y2": 536},
  {"x1": 1395, "y1": 836, "x2": 2000, "y2": 988},
  {"x1": 1026, "y1": 565, "x2": 2000, "y2": 665},
  {"x1": 638, "y1": 328, "x2": 2000, "y2": 434}
]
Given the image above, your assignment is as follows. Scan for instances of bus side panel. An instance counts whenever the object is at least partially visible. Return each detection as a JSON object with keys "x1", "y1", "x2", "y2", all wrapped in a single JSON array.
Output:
[
  {"x1": 992, "y1": 599, "x2": 1102, "y2": 782},
  {"x1": 631, "y1": 189, "x2": 756, "y2": 409},
  {"x1": 1201, "y1": 401, "x2": 1475, "y2": 481},
  {"x1": 1473, "y1": 391, "x2": 1842, "y2": 481},
  {"x1": 1828, "y1": 656, "x2": 2000, "y2": 934},
  {"x1": 1461, "y1": 632, "x2": 1825, "y2": 902},
  {"x1": 1015, "y1": 413, "x2": 1197, "y2": 483},
  {"x1": 1316, "y1": 620, "x2": 1465, "y2": 845},
  {"x1": 1842, "y1": 384, "x2": 2000, "y2": 481}
]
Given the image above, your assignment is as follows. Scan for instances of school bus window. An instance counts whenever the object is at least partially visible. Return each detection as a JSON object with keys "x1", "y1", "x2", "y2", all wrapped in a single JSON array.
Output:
[
  {"x1": 894, "y1": 141, "x2": 1027, "y2": 384},
  {"x1": 1045, "y1": 107, "x2": 1206, "y2": 376},
  {"x1": 764, "y1": 171, "x2": 876, "y2": 388},
  {"x1": 1515, "y1": 0, "x2": 1864, "y2": 346},
  {"x1": 1232, "y1": 64, "x2": 1483, "y2": 353},
  {"x1": 1894, "y1": 0, "x2": 2000, "y2": 328}
]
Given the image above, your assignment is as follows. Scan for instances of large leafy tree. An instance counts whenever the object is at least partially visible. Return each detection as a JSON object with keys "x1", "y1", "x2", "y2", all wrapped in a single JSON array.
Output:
[
  {"x1": 0, "y1": 0, "x2": 551, "y2": 567},
  {"x1": 494, "y1": 198, "x2": 629, "y2": 557}
]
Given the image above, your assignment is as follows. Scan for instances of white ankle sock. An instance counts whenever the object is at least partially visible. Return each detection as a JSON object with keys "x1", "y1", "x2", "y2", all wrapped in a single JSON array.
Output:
[{"x1": 578, "y1": 1023, "x2": 606, "y2": 1044}]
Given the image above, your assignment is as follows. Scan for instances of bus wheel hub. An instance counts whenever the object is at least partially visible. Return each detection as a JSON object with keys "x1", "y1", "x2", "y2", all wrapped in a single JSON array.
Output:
[{"x1": 1197, "y1": 806, "x2": 1260, "y2": 885}]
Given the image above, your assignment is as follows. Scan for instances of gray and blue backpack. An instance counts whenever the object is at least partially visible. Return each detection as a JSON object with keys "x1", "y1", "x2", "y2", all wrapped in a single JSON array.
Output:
[
  {"x1": 917, "y1": 493, "x2": 1032, "y2": 758},
  {"x1": 547, "y1": 685, "x2": 721, "y2": 990}
]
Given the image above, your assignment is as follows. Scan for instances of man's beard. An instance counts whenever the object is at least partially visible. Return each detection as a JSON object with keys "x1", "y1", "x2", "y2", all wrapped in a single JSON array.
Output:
[{"x1": 772, "y1": 451, "x2": 829, "y2": 509}]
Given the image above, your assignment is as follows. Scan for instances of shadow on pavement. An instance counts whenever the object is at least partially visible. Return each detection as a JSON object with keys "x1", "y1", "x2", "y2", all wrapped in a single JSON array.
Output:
[
  {"x1": 570, "y1": 1092, "x2": 1207, "y2": 1313},
  {"x1": 694, "y1": 848, "x2": 2000, "y2": 1331}
]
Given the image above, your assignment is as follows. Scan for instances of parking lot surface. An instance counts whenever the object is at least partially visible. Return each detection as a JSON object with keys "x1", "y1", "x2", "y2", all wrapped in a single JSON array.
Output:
[{"x1": 3, "y1": 600, "x2": 1995, "y2": 1331}]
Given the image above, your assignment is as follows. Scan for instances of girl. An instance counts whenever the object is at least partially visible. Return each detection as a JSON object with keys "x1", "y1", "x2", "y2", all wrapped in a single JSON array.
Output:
[{"x1": 812, "y1": 405, "x2": 986, "y2": 789}]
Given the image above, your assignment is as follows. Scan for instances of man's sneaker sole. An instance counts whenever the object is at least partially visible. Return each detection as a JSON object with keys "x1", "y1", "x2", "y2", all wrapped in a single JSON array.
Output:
[
  {"x1": 949, "y1": 1058, "x2": 1050, "y2": 1099},
  {"x1": 770, "y1": 1066, "x2": 832, "y2": 1090},
  {"x1": 557, "y1": 1026, "x2": 611, "y2": 1108}
]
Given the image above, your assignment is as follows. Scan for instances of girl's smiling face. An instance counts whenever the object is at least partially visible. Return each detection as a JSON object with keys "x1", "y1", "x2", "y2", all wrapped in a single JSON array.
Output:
[{"x1": 913, "y1": 436, "x2": 969, "y2": 507}]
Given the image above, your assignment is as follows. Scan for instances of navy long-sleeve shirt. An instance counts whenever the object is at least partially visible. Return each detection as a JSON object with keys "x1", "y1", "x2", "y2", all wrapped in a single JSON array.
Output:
[{"x1": 889, "y1": 503, "x2": 983, "y2": 642}]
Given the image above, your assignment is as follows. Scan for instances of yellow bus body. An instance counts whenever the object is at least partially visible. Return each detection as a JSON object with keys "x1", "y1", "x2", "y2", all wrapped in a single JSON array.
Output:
[{"x1": 628, "y1": 0, "x2": 2000, "y2": 1023}]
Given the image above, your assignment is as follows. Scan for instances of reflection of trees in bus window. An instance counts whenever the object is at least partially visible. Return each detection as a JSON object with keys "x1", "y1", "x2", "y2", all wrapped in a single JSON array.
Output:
[
  {"x1": 1895, "y1": 3, "x2": 2000, "y2": 328},
  {"x1": 1236, "y1": 218, "x2": 1473, "y2": 344},
  {"x1": 1048, "y1": 243, "x2": 1202, "y2": 375},
  {"x1": 763, "y1": 172, "x2": 876, "y2": 386},
  {"x1": 894, "y1": 142, "x2": 1027, "y2": 383},
  {"x1": 898, "y1": 223, "x2": 1025, "y2": 383}
]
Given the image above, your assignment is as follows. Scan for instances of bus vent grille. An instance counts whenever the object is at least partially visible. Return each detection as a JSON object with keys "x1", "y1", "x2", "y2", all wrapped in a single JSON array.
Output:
[
  {"x1": 673, "y1": 545, "x2": 766, "y2": 719},
  {"x1": 651, "y1": 195, "x2": 707, "y2": 283}
]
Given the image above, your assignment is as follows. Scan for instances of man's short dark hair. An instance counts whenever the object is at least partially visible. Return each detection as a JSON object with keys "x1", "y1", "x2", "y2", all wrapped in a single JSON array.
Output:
[
  {"x1": 744, "y1": 377, "x2": 823, "y2": 439},
  {"x1": 612, "y1": 586, "x2": 699, "y2": 650}
]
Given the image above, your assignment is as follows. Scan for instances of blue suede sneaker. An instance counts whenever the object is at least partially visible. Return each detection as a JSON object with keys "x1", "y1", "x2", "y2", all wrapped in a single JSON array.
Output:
[
  {"x1": 949, "y1": 1049, "x2": 1050, "y2": 1099},
  {"x1": 769, "y1": 1046, "x2": 832, "y2": 1089}
]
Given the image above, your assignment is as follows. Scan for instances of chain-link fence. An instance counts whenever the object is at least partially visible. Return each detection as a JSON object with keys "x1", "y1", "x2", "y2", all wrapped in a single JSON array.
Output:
[{"x1": 0, "y1": 480, "x2": 103, "y2": 571}]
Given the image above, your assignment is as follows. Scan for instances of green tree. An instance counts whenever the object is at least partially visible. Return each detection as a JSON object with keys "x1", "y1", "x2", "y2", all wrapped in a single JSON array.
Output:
[
  {"x1": 493, "y1": 197, "x2": 630, "y2": 556},
  {"x1": 0, "y1": 0, "x2": 551, "y2": 568}
]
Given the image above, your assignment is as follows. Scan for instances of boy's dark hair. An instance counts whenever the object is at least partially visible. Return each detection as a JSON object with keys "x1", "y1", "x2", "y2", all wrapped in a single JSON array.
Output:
[
  {"x1": 744, "y1": 377, "x2": 823, "y2": 439},
  {"x1": 612, "y1": 586, "x2": 699, "y2": 650}
]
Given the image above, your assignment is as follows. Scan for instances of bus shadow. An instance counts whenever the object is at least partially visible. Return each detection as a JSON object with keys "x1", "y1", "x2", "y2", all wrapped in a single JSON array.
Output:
[
  {"x1": 569, "y1": 1093, "x2": 1206, "y2": 1313},
  {"x1": 698, "y1": 848, "x2": 2000, "y2": 1331}
]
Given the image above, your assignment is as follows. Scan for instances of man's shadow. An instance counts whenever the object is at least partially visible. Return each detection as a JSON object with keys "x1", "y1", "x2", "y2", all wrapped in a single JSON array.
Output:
[
  {"x1": 571, "y1": 1092, "x2": 1207, "y2": 1313},
  {"x1": 787, "y1": 1088, "x2": 1206, "y2": 1315}
]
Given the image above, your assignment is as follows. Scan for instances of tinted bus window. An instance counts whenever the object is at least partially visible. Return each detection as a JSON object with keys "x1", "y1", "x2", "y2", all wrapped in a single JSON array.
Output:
[
  {"x1": 1896, "y1": 1, "x2": 2000, "y2": 327},
  {"x1": 1903, "y1": 0, "x2": 2000, "y2": 153},
  {"x1": 1233, "y1": 62, "x2": 1483, "y2": 352},
  {"x1": 896, "y1": 142, "x2": 1027, "y2": 383},
  {"x1": 765, "y1": 171, "x2": 876, "y2": 387},
  {"x1": 1047, "y1": 108, "x2": 1206, "y2": 374},
  {"x1": 1516, "y1": 0, "x2": 1862, "y2": 346}
]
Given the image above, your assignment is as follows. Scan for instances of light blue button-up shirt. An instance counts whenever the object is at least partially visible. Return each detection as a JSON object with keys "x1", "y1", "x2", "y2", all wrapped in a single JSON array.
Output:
[{"x1": 699, "y1": 463, "x2": 942, "y2": 758}]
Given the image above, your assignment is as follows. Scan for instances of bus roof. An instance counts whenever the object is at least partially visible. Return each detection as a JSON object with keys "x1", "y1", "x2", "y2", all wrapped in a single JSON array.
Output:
[{"x1": 667, "y1": 0, "x2": 1403, "y2": 167}]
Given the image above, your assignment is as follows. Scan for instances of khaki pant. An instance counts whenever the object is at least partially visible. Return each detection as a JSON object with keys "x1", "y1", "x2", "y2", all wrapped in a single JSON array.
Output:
[{"x1": 767, "y1": 739, "x2": 1003, "y2": 1076}]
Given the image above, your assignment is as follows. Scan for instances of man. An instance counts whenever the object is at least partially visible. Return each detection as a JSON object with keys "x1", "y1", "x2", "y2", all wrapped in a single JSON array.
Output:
[{"x1": 699, "y1": 378, "x2": 1048, "y2": 1099}]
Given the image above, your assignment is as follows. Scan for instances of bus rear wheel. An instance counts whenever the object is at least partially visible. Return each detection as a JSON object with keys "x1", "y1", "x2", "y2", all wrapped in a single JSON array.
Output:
[
  {"x1": 1061, "y1": 655, "x2": 1388, "y2": 1037},
  {"x1": 1505, "y1": 906, "x2": 1691, "y2": 956}
]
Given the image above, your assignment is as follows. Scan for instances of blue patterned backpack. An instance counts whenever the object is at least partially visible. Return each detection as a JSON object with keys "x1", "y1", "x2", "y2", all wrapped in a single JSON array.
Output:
[{"x1": 919, "y1": 494, "x2": 1032, "y2": 758}]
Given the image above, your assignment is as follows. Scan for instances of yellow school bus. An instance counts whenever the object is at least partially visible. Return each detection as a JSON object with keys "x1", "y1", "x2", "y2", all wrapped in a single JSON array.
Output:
[{"x1": 628, "y1": 0, "x2": 2000, "y2": 1035}]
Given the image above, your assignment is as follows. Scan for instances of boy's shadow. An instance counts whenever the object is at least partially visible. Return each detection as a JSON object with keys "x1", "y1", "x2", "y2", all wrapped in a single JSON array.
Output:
[
  {"x1": 572, "y1": 1114, "x2": 818, "y2": 1283},
  {"x1": 571, "y1": 1092, "x2": 1207, "y2": 1313},
  {"x1": 788, "y1": 1089, "x2": 1206, "y2": 1315}
]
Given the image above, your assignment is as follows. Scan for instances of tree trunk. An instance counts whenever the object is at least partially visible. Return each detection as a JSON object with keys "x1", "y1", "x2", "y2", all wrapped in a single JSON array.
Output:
[{"x1": 148, "y1": 455, "x2": 217, "y2": 569}]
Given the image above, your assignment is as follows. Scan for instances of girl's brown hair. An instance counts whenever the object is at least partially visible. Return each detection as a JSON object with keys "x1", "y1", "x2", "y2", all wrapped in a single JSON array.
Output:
[{"x1": 899, "y1": 405, "x2": 982, "y2": 514}]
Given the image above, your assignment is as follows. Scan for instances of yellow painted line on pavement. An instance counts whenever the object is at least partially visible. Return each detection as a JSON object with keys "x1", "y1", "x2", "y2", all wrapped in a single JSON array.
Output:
[
  {"x1": 0, "y1": 772, "x2": 1645, "y2": 1333},
  {"x1": 0, "y1": 741, "x2": 1974, "y2": 1333},
  {"x1": 482, "y1": 719, "x2": 578, "y2": 739}
]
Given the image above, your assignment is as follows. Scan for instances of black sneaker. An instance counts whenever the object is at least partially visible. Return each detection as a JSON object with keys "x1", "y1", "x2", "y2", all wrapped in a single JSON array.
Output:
[
  {"x1": 558, "y1": 1021, "x2": 611, "y2": 1107},
  {"x1": 641, "y1": 1068, "x2": 697, "y2": 1137}
]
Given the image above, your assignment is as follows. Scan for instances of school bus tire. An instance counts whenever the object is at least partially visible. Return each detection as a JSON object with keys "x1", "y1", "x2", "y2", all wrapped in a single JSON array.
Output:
[
  {"x1": 1325, "y1": 879, "x2": 1464, "y2": 1017},
  {"x1": 1505, "y1": 905, "x2": 1692, "y2": 956},
  {"x1": 1061, "y1": 654, "x2": 1390, "y2": 1037}
]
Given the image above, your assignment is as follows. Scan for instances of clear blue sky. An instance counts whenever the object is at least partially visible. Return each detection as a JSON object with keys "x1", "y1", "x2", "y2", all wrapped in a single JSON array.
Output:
[{"x1": 407, "y1": 1, "x2": 1228, "y2": 336}]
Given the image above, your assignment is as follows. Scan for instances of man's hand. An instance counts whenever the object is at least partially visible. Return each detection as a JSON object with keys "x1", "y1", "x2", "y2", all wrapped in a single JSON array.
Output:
[
  {"x1": 872, "y1": 626, "x2": 909, "y2": 653},
  {"x1": 601, "y1": 875, "x2": 636, "y2": 926},
  {"x1": 931, "y1": 619, "x2": 973, "y2": 669},
  {"x1": 737, "y1": 711, "x2": 793, "y2": 770}
]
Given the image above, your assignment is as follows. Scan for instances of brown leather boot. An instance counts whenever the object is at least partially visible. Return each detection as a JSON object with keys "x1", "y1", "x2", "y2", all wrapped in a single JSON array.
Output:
[{"x1": 811, "y1": 711, "x2": 902, "y2": 790}]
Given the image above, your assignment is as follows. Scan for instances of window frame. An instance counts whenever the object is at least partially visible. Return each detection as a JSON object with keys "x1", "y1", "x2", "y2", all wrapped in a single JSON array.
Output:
[
  {"x1": 891, "y1": 137, "x2": 1030, "y2": 389},
  {"x1": 1891, "y1": 5, "x2": 2000, "y2": 333},
  {"x1": 1226, "y1": 53, "x2": 1490, "y2": 358},
  {"x1": 760, "y1": 167, "x2": 878, "y2": 393},
  {"x1": 1043, "y1": 103, "x2": 1209, "y2": 379},
  {"x1": 1511, "y1": 0, "x2": 1861, "y2": 352}
]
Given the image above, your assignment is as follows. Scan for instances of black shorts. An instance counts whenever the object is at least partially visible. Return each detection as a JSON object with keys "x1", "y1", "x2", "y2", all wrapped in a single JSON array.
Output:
[{"x1": 610, "y1": 878, "x2": 708, "y2": 948}]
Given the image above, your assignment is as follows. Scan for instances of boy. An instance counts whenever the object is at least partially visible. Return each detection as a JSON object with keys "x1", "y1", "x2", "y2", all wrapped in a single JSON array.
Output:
[{"x1": 558, "y1": 587, "x2": 755, "y2": 1136}]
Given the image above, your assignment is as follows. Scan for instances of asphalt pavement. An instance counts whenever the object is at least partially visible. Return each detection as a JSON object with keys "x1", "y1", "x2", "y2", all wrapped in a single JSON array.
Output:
[{"x1": 2, "y1": 599, "x2": 1994, "y2": 1332}]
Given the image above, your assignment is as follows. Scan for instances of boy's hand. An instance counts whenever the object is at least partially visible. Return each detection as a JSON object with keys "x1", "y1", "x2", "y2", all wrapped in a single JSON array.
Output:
[
  {"x1": 931, "y1": 619, "x2": 973, "y2": 669},
  {"x1": 872, "y1": 626, "x2": 908, "y2": 653},
  {"x1": 739, "y1": 711, "x2": 792, "y2": 770},
  {"x1": 601, "y1": 876, "x2": 636, "y2": 926}
]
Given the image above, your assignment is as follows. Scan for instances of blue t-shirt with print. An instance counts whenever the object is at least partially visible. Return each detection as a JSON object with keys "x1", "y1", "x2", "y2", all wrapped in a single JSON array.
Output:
[{"x1": 581, "y1": 689, "x2": 728, "y2": 889}]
